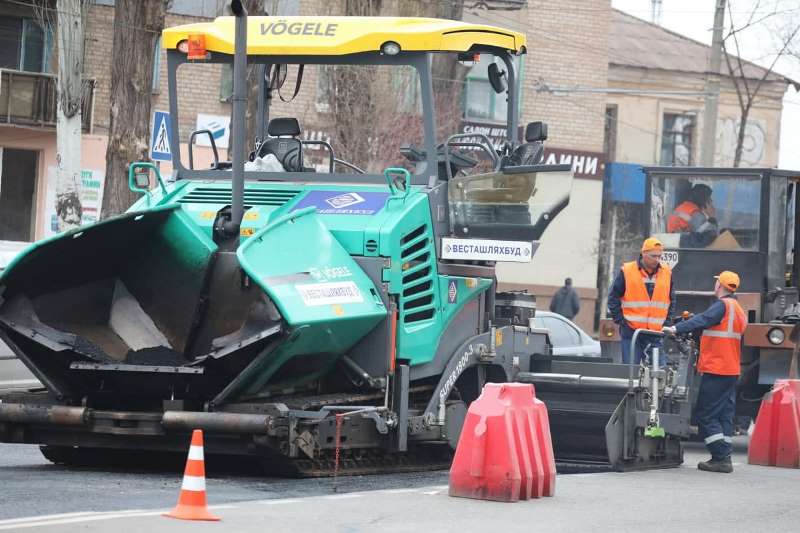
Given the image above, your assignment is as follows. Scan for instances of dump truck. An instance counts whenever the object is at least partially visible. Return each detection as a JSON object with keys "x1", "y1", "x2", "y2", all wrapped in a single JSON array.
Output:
[
  {"x1": 600, "y1": 166, "x2": 800, "y2": 425},
  {"x1": 0, "y1": 5, "x2": 695, "y2": 475}
]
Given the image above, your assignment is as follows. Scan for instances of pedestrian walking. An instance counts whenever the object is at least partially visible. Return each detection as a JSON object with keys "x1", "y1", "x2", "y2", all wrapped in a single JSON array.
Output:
[{"x1": 550, "y1": 277, "x2": 580, "y2": 320}]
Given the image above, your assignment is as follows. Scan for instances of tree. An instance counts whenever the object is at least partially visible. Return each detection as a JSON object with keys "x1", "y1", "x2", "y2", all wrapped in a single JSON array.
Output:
[
  {"x1": 101, "y1": 0, "x2": 168, "y2": 217},
  {"x1": 722, "y1": 0, "x2": 799, "y2": 167}
]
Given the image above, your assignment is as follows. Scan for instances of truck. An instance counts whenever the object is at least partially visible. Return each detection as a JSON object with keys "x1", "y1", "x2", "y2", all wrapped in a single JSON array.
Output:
[{"x1": 0, "y1": 5, "x2": 696, "y2": 475}]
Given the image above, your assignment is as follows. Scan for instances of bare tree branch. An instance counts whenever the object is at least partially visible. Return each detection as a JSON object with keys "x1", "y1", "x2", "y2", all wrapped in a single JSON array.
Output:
[{"x1": 721, "y1": 0, "x2": 797, "y2": 166}]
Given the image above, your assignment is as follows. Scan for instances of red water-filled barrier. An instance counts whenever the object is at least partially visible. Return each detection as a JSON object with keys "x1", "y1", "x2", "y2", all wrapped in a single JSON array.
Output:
[
  {"x1": 748, "y1": 379, "x2": 800, "y2": 468},
  {"x1": 448, "y1": 382, "x2": 556, "y2": 502}
]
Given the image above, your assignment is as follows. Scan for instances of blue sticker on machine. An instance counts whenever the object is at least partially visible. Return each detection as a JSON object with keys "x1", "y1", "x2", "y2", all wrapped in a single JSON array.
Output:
[
  {"x1": 292, "y1": 191, "x2": 391, "y2": 215},
  {"x1": 448, "y1": 279, "x2": 458, "y2": 304}
]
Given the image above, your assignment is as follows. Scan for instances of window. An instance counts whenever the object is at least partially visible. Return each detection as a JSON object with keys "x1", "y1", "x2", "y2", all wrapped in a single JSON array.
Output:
[
  {"x1": 650, "y1": 173, "x2": 761, "y2": 250},
  {"x1": 220, "y1": 63, "x2": 232, "y2": 102},
  {"x1": 151, "y1": 36, "x2": 161, "y2": 94},
  {"x1": 541, "y1": 316, "x2": 580, "y2": 347},
  {"x1": 660, "y1": 113, "x2": 695, "y2": 166},
  {"x1": 392, "y1": 66, "x2": 420, "y2": 114},
  {"x1": 315, "y1": 65, "x2": 331, "y2": 111},
  {"x1": 463, "y1": 55, "x2": 518, "y2": 123},
  {"x1": 0, "y1": 16, "x2": 53, "y2": 73}
]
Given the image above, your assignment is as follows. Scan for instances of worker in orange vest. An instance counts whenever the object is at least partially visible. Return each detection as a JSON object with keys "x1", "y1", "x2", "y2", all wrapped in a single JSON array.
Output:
[
  {"x1": 667, "y1": 184, "x2": 718, "y2": 248},
  {"x1": 607, "y1": 237, "x2": 674, "y2": 365},
  {"x1": 663, "y1": 271, "x2": 747, "y2": 473}
]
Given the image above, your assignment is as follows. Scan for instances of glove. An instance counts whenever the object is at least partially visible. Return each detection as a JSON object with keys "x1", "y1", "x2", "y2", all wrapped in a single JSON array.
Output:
[{"x1": 662, "y1": 326, "x2": 677, "y2": 336}]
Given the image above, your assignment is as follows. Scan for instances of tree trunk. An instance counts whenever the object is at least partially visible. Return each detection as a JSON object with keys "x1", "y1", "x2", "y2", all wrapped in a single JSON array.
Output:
[
  {"x1": 733, "y1": 104, "x2": 751, "y2": 167},
  {"x1": 101, "y1": 0, "x2": 168, "y2": 218}
]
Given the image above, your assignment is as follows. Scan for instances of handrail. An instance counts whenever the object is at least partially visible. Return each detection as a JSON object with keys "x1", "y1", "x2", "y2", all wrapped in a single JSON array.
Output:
[
  {"x1": 300, "y1": 140, "x2": 335, "y2": 173},
  {"x1": 443, "y1": 132, "x2": 500, "y2": 179},
  {"x1": 627, "y1": 328, "x2": 664, "y2": 391},
  {"x1": 188, "y1": 129, "x2": 220, "y2": 170}
]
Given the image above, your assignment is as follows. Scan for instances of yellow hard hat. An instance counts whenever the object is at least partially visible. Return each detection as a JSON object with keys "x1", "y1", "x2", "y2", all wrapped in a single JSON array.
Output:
[
  {"x1": 715, "y1": 271, "x2": 740, "y2": 291},
  {"x1": 641, "y1": 237, "x2": 663, "y2": 253}
]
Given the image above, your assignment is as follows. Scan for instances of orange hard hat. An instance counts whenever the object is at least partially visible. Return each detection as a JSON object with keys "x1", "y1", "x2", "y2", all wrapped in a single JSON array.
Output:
[{"x1": 715, "y1": 271, "x2": 740, "y2": 291}]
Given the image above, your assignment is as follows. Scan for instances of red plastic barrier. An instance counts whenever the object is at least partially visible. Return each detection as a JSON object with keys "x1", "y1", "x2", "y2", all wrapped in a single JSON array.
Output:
[
  {"x1": 448, "y1": 382, "x2": 556, "y2": 502},
  {"x1": 748, "y1": 379, "x2": 800, "y2": 468}
]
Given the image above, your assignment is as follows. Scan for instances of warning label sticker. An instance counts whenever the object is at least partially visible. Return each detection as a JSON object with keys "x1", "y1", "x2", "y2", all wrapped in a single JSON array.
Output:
[{"x1": 296, "y1": 281, "x2": 364, "y2": 306}]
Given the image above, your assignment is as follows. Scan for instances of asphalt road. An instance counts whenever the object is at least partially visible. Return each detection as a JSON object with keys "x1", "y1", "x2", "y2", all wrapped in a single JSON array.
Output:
[
  {"x1": 0, "y1": 442, "x2": 448, "y2": 520},
  {"x1": 1, "y1": 438, "x2": 798, "y2": 532}
]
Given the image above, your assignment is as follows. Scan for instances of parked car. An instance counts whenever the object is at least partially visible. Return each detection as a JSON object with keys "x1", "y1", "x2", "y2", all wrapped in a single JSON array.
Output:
[
  {"x1": 0, "y1": 240, "x2": 41, "y2": 391},
  {"x1": 530, "y1": 311, "x2": 601, "y2": 357},
  {"x1": 0, "y1": 339, "x2": 41, "y2": 391}
]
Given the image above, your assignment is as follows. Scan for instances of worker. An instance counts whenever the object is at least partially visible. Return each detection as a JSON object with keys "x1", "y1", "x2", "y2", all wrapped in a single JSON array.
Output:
[
  {"x1": 607, "y1": 237, "x2": 675, "y2": 365},
  {"x1": 667, "y1": 183, "x2": 718, "y2": 248},
  {"x1": 662, "y1": 271, "x2": 747, "y2": 473},
  {"x1": 550, "y1": 277, "x2": 580, "y2": 320}
]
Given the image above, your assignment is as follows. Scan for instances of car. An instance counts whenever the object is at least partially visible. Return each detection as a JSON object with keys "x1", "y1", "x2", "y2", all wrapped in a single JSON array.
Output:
[
  {"x1": 0, "y1": 240, "x2": 41, "y2": 391},
  {"x1": 0, "y1": 338, "x2": 41, "y2": 391},
  {"x1": 530, "y1": 311, "x2": 601, "y2": 357}
]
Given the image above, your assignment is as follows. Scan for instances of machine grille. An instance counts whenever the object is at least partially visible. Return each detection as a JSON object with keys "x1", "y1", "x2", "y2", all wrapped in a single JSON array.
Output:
[
  {"x1": 399, "y1": 224, "x2": 435, "y2": 323},
  {"x1": 177, "y1": 187, "x2": 300, "y2": 206}
]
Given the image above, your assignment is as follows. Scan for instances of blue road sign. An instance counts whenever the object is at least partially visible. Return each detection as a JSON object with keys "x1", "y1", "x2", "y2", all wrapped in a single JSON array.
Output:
[{"x1": 150, "y1": 110, "x2": 172, "y2": 161}]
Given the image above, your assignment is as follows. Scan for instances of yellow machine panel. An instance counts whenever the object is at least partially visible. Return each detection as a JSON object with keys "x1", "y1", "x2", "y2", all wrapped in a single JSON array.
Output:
[{"x1": 162, "y1": 16, "x2": 526, "y2": 56}]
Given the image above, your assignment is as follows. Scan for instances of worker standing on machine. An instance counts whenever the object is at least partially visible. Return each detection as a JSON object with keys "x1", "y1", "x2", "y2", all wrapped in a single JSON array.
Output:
[
  {"x1": 662, "y1": 271, "x2": 747, "y2": 473},
  {"x1": 667, "y1": 183, "x2": 718, "y2": 248},
  {"x1": 607, "y1": 237, "x2": 675, "y2": 364}
]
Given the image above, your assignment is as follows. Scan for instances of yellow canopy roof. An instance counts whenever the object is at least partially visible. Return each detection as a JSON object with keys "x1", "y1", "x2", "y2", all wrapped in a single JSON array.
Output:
[{"x1": 162, "y1": 16, "x2": 526, "y2": 56}]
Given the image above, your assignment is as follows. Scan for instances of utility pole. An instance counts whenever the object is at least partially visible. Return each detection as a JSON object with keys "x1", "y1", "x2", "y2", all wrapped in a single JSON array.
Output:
[
  {"x1": 701, "y1": 0, "x2": 726, "y2": 166},
  {"x1": 55, "y1": 0, "x2": 86, "y2": 228}
]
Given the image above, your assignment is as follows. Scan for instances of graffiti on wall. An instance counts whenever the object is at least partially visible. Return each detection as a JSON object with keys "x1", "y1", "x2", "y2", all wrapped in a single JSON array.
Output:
[{"x1": 715, "y1": 117, "x2": 767, "y2": 167}]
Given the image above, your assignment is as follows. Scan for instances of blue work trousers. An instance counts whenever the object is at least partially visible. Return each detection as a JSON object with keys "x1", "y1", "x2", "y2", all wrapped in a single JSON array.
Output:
[
  {"x1": 620, "y1": 335, "x2": 664, "y2": 366},
  {"x1": 695, "y1": 373, "x2": 737, "y2": 460}
]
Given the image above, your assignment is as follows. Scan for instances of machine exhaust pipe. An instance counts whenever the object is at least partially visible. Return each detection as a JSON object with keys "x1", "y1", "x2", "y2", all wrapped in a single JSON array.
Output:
[{"x1": 227, "y1": 0, "x2": 248, "y2": 235}]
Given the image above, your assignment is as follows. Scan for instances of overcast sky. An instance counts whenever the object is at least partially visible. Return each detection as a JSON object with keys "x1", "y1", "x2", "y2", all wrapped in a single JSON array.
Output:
[{"x1": 612, "y1": 0, "x2": 800, "y2": 169}]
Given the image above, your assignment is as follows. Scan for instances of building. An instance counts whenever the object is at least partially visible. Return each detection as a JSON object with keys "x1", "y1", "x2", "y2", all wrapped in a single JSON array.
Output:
[
  {"x1": 0, "y1": 0, "x2": 612, "y2": 333},
  {"x1": 606, "y1": 9, "x2": 792, "y2": 169}
]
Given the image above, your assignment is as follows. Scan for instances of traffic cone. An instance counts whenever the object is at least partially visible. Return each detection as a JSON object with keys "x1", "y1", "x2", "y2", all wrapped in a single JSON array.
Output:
[{"x1": 164, "y1": 429, "x2": 221, "y2": 521}]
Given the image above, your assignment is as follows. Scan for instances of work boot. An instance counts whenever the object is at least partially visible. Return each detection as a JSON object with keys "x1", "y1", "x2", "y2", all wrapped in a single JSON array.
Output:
[{"x1": 697, "y1": 456, "x2": 733, "y2": 473}]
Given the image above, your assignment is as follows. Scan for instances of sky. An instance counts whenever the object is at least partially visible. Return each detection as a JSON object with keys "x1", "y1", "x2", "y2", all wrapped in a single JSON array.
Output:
[{"x1": 611, "y1": 0, "x2": 800, "y2": 169}]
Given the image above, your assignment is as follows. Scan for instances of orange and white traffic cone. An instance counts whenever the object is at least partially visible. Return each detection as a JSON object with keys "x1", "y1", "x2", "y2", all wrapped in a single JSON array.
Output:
[{"x1": 164, "y1": 429, "x2": 221, "y2": 521}]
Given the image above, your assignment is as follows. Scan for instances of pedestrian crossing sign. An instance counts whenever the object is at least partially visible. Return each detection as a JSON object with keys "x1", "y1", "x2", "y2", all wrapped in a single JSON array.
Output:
[{"x1": 150, "y1": 110, "x2": 172, "y2": 161}]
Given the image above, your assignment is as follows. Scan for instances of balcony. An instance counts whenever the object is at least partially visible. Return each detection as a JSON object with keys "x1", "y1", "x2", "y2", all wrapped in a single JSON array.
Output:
[{"x1": 0, "y1": 69, "x2": 95, "y2": 132}]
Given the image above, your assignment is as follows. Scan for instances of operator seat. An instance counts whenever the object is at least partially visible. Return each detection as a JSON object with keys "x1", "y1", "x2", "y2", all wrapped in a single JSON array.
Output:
[
  {"x1": 501, "y1": 121, "x2": 547, "y2": 168},
  {"x1": 258, "y1": 117, "x2": 303, "y2": 172}
]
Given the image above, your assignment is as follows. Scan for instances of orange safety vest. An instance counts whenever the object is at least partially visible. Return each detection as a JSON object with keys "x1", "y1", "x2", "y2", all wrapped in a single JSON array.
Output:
[
  {"x1": 667, "y1": 201, "x2": 700, "y2": 232},
  {"x1": 698, "y1": 298, "x2": 748, "y2": 376},
  {"x1": 620, "y1": 261, "x2": 672, "y2": 331}
]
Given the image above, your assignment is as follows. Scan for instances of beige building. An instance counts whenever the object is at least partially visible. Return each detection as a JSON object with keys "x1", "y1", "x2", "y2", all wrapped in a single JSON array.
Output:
[{"x1": 606, "y1": 9, "x2": 793, "y2": 168}]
